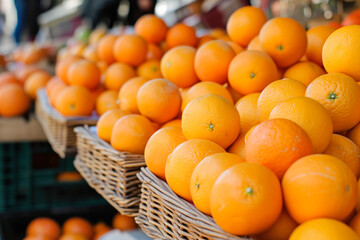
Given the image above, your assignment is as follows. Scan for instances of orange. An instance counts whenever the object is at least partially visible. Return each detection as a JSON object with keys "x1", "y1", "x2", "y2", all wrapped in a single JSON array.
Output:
[
  {"x1": 96, "y1": 61, "x2": 108, "y2": 74},
  {"x1": 226, "y1": 41, "x2": 244, "y2": 54},
  {"x1": 97, "y1": 109, "x2": 128, "y2": 142},
  {"x1": 348, "y1": 122, "x2": 360, "y2": 148},
  {"x1": 235, "y1": 93, "x2": 260, "y2": 134},
  {"x1": 89, "y1": 28, "x2": 106, "y2": 45},
  {"x1": 137, "y1": 59, "x2": 162, "y2": 79},
  {"x1": 69, "y1": 43, "x2": 86, "y2": 56},
  {"x1": 342, "y1": 9, "x2": 360, "y2": 26},
  {"x1": 190, "y1": 152, "x2": 244, "y2": 215},
  {"x1": 328, "y1": 21, "x2": 342, "y2": 29},
  {"x1": 323, "y1": 25, "x2": 360, "y2": 81},
  {"x1": 357, "y1": 179, "x2": 360, "y2": 213},
  {"x1": 24, "y1": 71, "x2": 51, "y2": 99},
  {"x1": 161, "y1": 119, "x2": 181, "y2": 129},
  {"x1": 160, "y1": 46, "x2": 199, "y2": 88},
  {"x1": 210, "y1": 163, "x2": 282, "y2": 235},
  {"x1": 82, "y1": 44, "x2": 99, "y2": 62},
  {"x1": 194, "y1": 40, "x2": 235, "y2": 84},
  {"x1": 165, "y1": 139, "x2": 225, "y2": 201},
  {"x1": 93, "y1": 222, "x2": 111, "y2": 234},
  {"x1": 55, "y1": 55, "x2": 83, "y2": 84},
  {"x1": 0, "y1": 72, "x2": 20, "y2": 89},
  {"x1": 137, "y1": 78, "x2": 181, "y2": 124},
  {"x1": 351, "y1": 212, "x2": 360, "y2": 236},
  {"x1": 208, "y1": 28, "x2": 227, "y2": 39},
  {"x1": 90, "y1": 84, "x2": 105, "y2": 101},
  {"x1": 104, "y1": 62, "x2": 136, "y2": 91},
  {"x1": 305, "y1": 25, "x2": 335, "y2": 66},
  {"x1": 228, "y1": 50, "x2": 278, "y2": 95},
  {"x1": 67, "y1": 59, "x2": 101, "y2": 90},
  {"x1": 257, "y1": 78, "x2": 306, "y2": 122},
  {"x1": 0, "y1": 84, "x2": 30, "y2": 117},
  {"x1": 197, "y1": 35, "x2": 215, "y2": 47},
  {"x1": 15, "y1": 65, "x2": 46, "y2": 85},
  {"x1": 306, "y1": 73, "x2": 360, "y2": 132},
  {"x1": 269, "y1": 96, "x2": 333, "y2": 153},
  {"x1": 134, "y1": 14, "x2": 167, "y2": 44},
  {"x1": 63, "y1": 217, "x2": 93, "y2": 239},
  {"x1": 56, "y1": 171, "x2": 82, "y2": 182},
  {"x1": 283, "y1": 61, "x2": 326, "y2": 86},
  {"x1": 20, "y1": 44, "x2": 47, "y2": 64},
  {"x1": 110, "y1": 114, "x2": 155, "y2": 154},
  {"x1": 24, "y1": 236, "x2": 53, "y2": 240},
  {"x1": 146, "y1": 43, "x2": 163, "y2": 60},
  {"x1": 182, "y1": 94, "x2": 240, "y2": 149},
  {"x1": 95, "y1": 90, "x2": 118, "y2": 116},
  {"x1": 259, "y1": 17, "x2": 307, "y2": 68},
  {"x1": 227, "y1": 133, "x2": 246, "y2": 158},
  {"x1": 112, "y1": 213, "x2": 137, "y2": 231},
  {"x1": 145, "y1": 126, "x2": 186, "y2": 180},
  {"x1": 113, "y1": 34, "x2": 147, "y2": 66},
  {"x1": 118, "y1": 76, "x2": 148, "y2": 114},
  {"x1": 97, "y1": 34, "x2": 117, "y2": 64},
  {"x1": 324, "y1": 134, "x2": 360, "y2": 177},
  {"x1": 226, "y1": 84, "x2": 243, "y2": 102},
  {"x1": 247, "y1": 35, "x2": 263, "y2": 51},
  {"x1": 289, "y1": 218, "x2": 359, "y2": 240},
  {"x1": 26, "y1": 217, "x2": 61, "y2": 239},
  {"x1": 245, "y1": 118, "x2": 313, "y2": 179},
  {"x1": 165, "y1": 23, "x2": 198, "y2": 48},
  {"x1": 181, "y1": 82, "x2": 233, "y2": 111},
  {"x1": 256, "y1": 209, "x2": 298, "y2": 240},
  {"x1": 58, "y1": 233, "x2": 88, "y2": 240},
  {"x1": 282, "y1": 154, "x2": 358, "y2": 223},
  {"x1": 54, "y1": 86, "x2": 94, "y2": 116},
  {"x1": 48, "y1": 79, "x2": 67, "y2": 107},
  {"x1": 226, "y1": 6, "x2": 267, "y2": 47}
]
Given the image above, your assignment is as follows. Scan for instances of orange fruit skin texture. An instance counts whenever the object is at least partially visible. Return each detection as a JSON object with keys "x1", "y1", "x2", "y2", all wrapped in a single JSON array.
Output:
[
  {"x1": 259, "y1": 17, "x2": 307, "y2": 68},
  {"x1": 181, "y1": 82, "x2": 233, "y2": 111},
  {"x1": 112, "y1": 213, "x2": 137, "y2": 231},
  {"x1": 134, "y1": 14, "x2": 168, "y2": 44},
  {"x1": 235, "y1": 93, "x2": 260, "y2": 135},
  {"x1": 305, "y1": 25, "x2": 335, "y2": 66},
  {"x1": 96, "y1": 109, "x2": 128, "y2": 143},
  {"x1": 324, "y1": 134, "x2": 360, "y2": 178},
  {"x1": 165, "y1": 23, "x2": 198, "y2": 49},
  {"x1": 54, "y1": 86, "x2": 94, "y2": 116},
  {"x1": 165, "y1": 139, "x2": 225, "y2": 202},
  {"x1": 257, "y1": 79, "x2": 306, "y2": 122},
  {"x1": 59, "y1": 233, "x2": 88, "y2": 240},
  {"x1": 0, "y1": 84, "x2": 30, "y2": 117},
  {"x1": 110, "y1": 114, "x2": 155, "y2": 154},
  {"x1": 226, "y1": 6, "x2": 267, "y2": 47},
  {"x1": 104, "y1": 62, "x2": 136, "y2": 91},
  {"x1": 97, "y1": 34, "x2": 117, "y2": 65},
  {"x1": 118, "y1": 76, "x2": 148, "y2": 114},
  {"x1": 182, "y1": 94, "x2": 240, "y2": 149},
  {"x1": 348, "y1": 122, "x2": 360, "y2": 149},
  {"x1": 194, "y1": 40, "x2": 235, "y2": 84},
  {"x1": 323, "y1": 25, "x2": 360, "y2": 81},
  {"x1": 24, "y1": 72, "x2": 51, "y2": 100},
  {"x1": 67, "y1": 59, "x2": 101, "y2": 90},
  {"x1": 289, "y1": 218, "x2": 359, "y2": 240},
  {"x1": 55, "y1": 55, "x2": 82, "y2": 84},
  {"x1": 26, "y1": 217, "x2": 61, "y2": 239},
  {"x1": 0, "y1": 72, "x2": 21, "y2": 89},
  {"x1": 269, "y1": 96, "x2": 333, "y2": 153},
  {"x1": 137, "y1": 60, "x2": 162, "y2": 79},
  {"x1": 95, "y1": 90, "x2": 118, "y2": 116},
  {"x1": 245, "y1": 118, "x2": 313, "y2": 179},
  {"x1": 210, "y1": 163, "x2": 283, "y2": 235},
  {"x1": 137, "y1": 78, "x2": 181, "y2": 124},
  {"x1": 305, "y1": 72, "x2": 360, "y2": 132},
  {"x1": 228, "y1": 50, "x2": 278, "y2": 95},
  {"x1": 113, "y1": 34, "x2": 148, "y2": 67},
  {"x1": 227, "y1": 133, "x2": 246, "y2": 158},
  {"x1": 282, "y1": 154, "x2": 358, "y2": 224},
  {"x1": 190, "y1": 152, "x2": 244, "y2": 215},
  {"x1": 145, "y1": 126, "x2": 186, "y2": 180},
  {"x1": 255, "y1": 209, "x2": 298, "y2": 240},
  {"x1": 283, "y1": 61, "x2": 326, "y2": 86},
  {"x1": 63, "y1": 217, "x2": 93, "y2": 240},
  {"x1": 160, "y1": 46, "x2": 199, "y2": 88},
  {"x1": 161, "y1": 119, "x2": 181, "y2": 128},
  {"x1": 247, "y1": 35, "x2": 263, "y2": 51}
]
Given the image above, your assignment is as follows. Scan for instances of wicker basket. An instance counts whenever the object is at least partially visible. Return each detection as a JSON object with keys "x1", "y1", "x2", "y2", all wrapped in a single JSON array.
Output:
[
  {"x1": 136, "y1": 168, "x2": 252, "y2": 240},
  {"x1": 74, "y1": 126, "x2": 146, "y2": 216},
  {"x1": 35, "y1": 89, "x2": 98, "y2": 158}
]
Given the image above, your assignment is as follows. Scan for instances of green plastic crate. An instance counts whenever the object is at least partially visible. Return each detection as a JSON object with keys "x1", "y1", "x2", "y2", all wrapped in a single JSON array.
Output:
[{"x1": 0, "y1": 142, "x2": 107, "y2": 213}]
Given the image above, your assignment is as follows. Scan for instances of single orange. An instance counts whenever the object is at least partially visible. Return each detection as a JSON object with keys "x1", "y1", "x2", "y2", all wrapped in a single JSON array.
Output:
[
  {"x1": 63, "y1": 217, "x2": 93, "y2": 239},
  {"x1": 0, "y1": 84, "x2": 30, "y2": 117},
  {"x1": 26, "y1": 217, "x2": 61, "y2": 239},
  {"x1": 112, "y1": 213, "x2": 137, "y2": 231},
  {"x1": 165, "y1": 23, "x2": 198, "y2": 48},
  {"x1": 97, "y1": 34, "x2": 117, "y2": 65},
  {"x1": 67, "y1": 59, "x2": 101, "y2": 90},
  {"x1": 104, "y1": 62, "x2": 136, "y2": 91},
  {"x1": 134, "y1": 14, "x2": 168, "y2": 43},
  {"x1": 95, "y1": 90, "x2": 118, "y2": 116},
  {"x1": 235, "y1": 93, "x2": 260, "y2": 134},
  {"x1": 97, "y1": 109, "x2": 128, "y2": 142},
  {"x1": 342, "y1": 9, "x2": 360, "y2": 26},
  {"x1": 146, "y1": 43, "x2": 163, "y2": 60},
  {"x1": 24, "y1": 71, "x2": 51, "y2": 99},
  {"x1": 137, "y1": 59, "x2": 162, "y2": 79},
  {"x1": 113, "y1": 34, "x2": 147, "y2": 66},
  {"x1": 283, "y1": 61, "x2": 326, "y2": 86},
  {"x1": 247, "y1": 35, "x2": 263, "y2": 51},
  {"x1": 118, "y1": 76, "x2": 148, "y2": 114}
]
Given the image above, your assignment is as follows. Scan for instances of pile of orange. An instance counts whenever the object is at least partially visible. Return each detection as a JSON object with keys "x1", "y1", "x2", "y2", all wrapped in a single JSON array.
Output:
[{"x1": 24, "y1": 213, "x2": 137, "y2": 240}]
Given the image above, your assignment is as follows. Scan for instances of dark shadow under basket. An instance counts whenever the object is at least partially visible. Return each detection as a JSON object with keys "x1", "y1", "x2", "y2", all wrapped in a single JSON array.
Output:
[
  {"x1": 74, "y1": 126, "x2": 146, "y2": 216},
  {"x1": 135, "y1": 167, "x2": 252, "y2": 240},
  {"x1": 35, "y1": 89, "x2": 98, "y2": 158}
]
